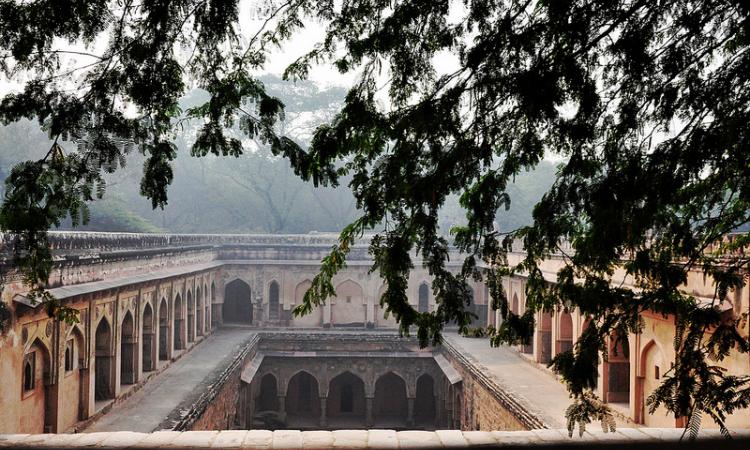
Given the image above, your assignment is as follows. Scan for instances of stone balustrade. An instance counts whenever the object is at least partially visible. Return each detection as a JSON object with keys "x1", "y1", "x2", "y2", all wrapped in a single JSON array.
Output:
[{"x1": 1, "y1": 428, "x2": 747, "y2": 449}]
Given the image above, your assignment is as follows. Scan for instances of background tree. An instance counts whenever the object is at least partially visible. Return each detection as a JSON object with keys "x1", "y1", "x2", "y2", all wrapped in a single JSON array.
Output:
[{"x1": 1, "y1": 0, "x2": 749, "y2": 436}]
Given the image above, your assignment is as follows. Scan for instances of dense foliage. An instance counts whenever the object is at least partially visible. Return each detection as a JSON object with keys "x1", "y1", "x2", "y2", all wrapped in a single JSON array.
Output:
[{"x1": 1, "y1": 0, "x2": 749, "y2": 436}]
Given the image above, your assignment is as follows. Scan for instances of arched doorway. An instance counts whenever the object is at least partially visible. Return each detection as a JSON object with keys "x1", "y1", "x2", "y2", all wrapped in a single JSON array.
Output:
[
  {"x1": 95, "y1": 318, "x2": 114, "y2": 401},
  {"x1": 268, "y1": 281, "x2": 280, "y2": 321},
  {"x1": 158, "y1": 298, "x2": 169, "y2": 361},
  {"x1": 256, "y1": 374, "x2": 279, "y2": 412},
  {"x1": 286, "y1": 371, "x2": 321, "y2": 427},
  {"x1": 332, "y1": 280, "x2": 365, "y2": 327},
  {"x1": 196, "y1": 286, "x2": 204, "y2": 336},
  {"x1": 142, "y1": 303, "x2": 155, "y2": 372},
  {"x1": 511, "y1": 293, "x2": 519, "y2": 315},
  {"x1": 187, "y1": 290, "x2": 195, "y2": 343},
  {"x1": 61, "y1": 327, "x2": 86, "y2": 428},
  {"x1": 374, "y1": 372, "x2": 408, "y2": 427},
  {"x1": 418, "y1": 283, "x2": 429, "y2": 313},
  {"x1": 210, "y1": 282, "x2": 216, "y2": 329},
  {"x1": 557, "y1": 311, "x2": 574, "y2": 354},
  {"x1": 293, "y1": 280, "x2": 322, "y2": 327},
  {"x1": 327, "y1": 372, "x2": 365, "y2": 427},
  {"x1": 223, "y1": 279, "x2": 253, "y2": 324},
  {"x1": 605, "y1": 334, "x2": 631, "y2": 405},
  {"x1": 120, "y1": 311, "x2": 136, "y2": 385},
  {"x1": 23, "y1": 339, "x2": 53, "y2": 433},
  {"x1": 414, "y1": 374, "x2": 436, "y2": 428},
  {"x1": 173, "y1": 294, "x2": 184, "y2": 351},
  {"x1": 538, "y1": 311, "x2": 553, "y2": 364},
  {"x1": 639, "y1": 340, "x2": 672, "y2": 426}
]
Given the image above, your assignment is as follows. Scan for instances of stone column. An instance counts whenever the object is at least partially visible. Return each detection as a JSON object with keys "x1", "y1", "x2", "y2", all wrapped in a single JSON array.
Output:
[
  {"x1": 319, "y1": 397, "x2": 328, "y2": 427},
  {"x1": 323, "y1": 302, "x2": 332, "y2": 328},
  {"x1": 407, "y1": 397, "x2": 415, "y2": 427},
  {"x1": 278, "y1": 395, "x2": 286, "y2": 414},
  {"x1": 365, "y1": 397, "x2": 374, "y2": 427}
]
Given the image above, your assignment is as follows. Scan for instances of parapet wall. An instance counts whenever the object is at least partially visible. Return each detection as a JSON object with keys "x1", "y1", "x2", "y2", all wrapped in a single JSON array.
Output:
[{"x1": 1, "y1": 428, "x2": 747, "y2": 449}]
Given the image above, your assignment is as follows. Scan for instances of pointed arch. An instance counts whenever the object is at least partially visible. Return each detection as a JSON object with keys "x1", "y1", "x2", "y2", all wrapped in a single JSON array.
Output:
[
  {"x1": 373, "y1": 372, "x2": 408, "y2": 424},
  {"x1": 95, "y1": 317, "x2": 114, "y2": 401},
  {"x1": 332, "y1": 280, "x2": 365, "y2": 327},
  {"x1": 142, "y1": 302, "x2": 155, "y2": 372},
  {"x1": 23, "y1": 337, "x2": 53, "y2": 432},
  {"x1": 158, "y1": 297, "x2": 169, "y2": 361},
  {"x1": 418, "y1": 283, "x2": 429, "y2": 313},
  {"x1": 120, "y1": 311, "x2": 136, "y2": 385},
  {"x1": 292, "y1": 279, "x2": 321, "y2": 327},
  {"x1": 173, "y1": 293, "x2": 184, "y2": 350},
  {"x1": 268, "y1": 280, "x2": 280, "y2": 321},
  {"x1": 286, "y1": 370, "x2": 321, "y2": 425},
  {"x1": 223, "y1": 278, "x2": 253, "y2": 324},
  {"x1": 327, "y1": 371, "x2": 365, "y2": 424},
  {"x1": 415, "y1": 373, "x2": 436, "y2": 427},
  {"x1": 61, "y1": 326, "x2": 86, "y2": 428},
  {"x1": 187, "y1": 288, "x2": 195, "y2": 343},
  {"x1": 196, "y1": 285, "x2": 204, "y2": 336},
  {"x1": 638, "y1": 339, "x2": 671, "y2": 426},
  {"x1": 256, "y1": 373, "x2": 279, "y2": 412}
]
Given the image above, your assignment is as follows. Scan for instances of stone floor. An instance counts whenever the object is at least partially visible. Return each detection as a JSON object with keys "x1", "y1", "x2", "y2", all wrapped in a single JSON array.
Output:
[
  {"x1": 442, "y1": 333, "x2": 635, "y2": 429},
  {"x1": 86, "y1": 328, "x2": 255, "y2": 432}
]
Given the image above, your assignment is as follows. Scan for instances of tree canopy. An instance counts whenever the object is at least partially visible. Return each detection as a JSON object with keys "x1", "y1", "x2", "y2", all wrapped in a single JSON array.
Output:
[{"x1": 1, "y1": 0, "x2": 749, "y2": 437}]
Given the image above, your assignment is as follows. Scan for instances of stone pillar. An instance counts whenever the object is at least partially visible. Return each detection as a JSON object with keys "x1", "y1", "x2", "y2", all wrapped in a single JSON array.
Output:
[
  {"x1": 319, "y1": 397, "x2": 328, "y2": 427},
  {"x1": 365, "y1": 397, "x2": 374, "y2": 427},
  {"x1": 323, "y1": 302, "x2": 332, "y2": 328},
  {"x1": 407, "y1": 397, "x2": 415, "y2": 427},
  {"x1": 278, "y1": 395, "x2": 286, "y2": 414}
]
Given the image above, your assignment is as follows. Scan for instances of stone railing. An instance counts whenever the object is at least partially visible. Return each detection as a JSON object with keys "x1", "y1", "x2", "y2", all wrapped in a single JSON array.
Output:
[{"x1": 1, "y1": 428, "x2": 747, "y2": 449}]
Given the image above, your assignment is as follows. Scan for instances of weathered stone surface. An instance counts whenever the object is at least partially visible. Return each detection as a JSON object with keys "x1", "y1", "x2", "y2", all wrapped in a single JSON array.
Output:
[
  {"x1": 396, "y1": 431, "x2": 443, "y2": 449},
  {"x1": 491, "y1": 430, "x2": 540, "y2": 445},
  {"x1": 170, "y1": 430, "x2": 219, "y2": 447},
  {"x1": 367, "y1": 430, "x2": 399, "y2": 449},
  {"x1": 301, "y1": 431, "x2": 334, "y2": 449},
  {"x1": 212, "y1": 431, "x2": 249, "y2": 448},
  {"x1": 272, "y1": 430, "x2": 303, "y2": 449},
  {"x1": 242, "y1": 430, "x2": 273, "y2": 449},
  {"x1": 435, "y1": 430, "x2": 468, "y2": 447},
  {"x1": 331, "y1": 430, "x2": 368, "y2": 449},
  {"x1": 462, "y1": 431, "x2": 498, "y2": 446},
  {"x1": 99, "y1": 431, "x2": 148, "y2": 447},
  {"x1": 133, "y1": 431, "x2": 182, "y2": 448}
]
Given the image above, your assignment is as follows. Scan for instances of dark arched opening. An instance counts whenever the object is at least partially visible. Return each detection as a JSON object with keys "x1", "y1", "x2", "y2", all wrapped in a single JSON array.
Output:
[
  {"x1": 120, "y1": 311, "x2": 136, "y2": 385},
  {"x1": 327, "y1": 372, "x2": 365, "y2": 428},
  {"x1": 187, "y1": 290, "x2": 195, "y2": 343},
  {"x1": 223, "y1": 279, "x2": 253, "y2": 324},
  {"x1": 142, "y1": 303, "x2": 155, "y2": 372},
  {"x1": 286, "y1": 371, "x2": 321, "y2": 428},
  {"x1": 256, "y1": 374, "x2": 279, "y2": 412},
  {"x1": 196, "y1": 286, "x2": 204, "y2": 336},
  {"x1": 415, "y1": 374, "x2": 436, "y2": 428},
  {"x1": 95, "y1": 318, "x2": 113, "y2": 401},
  {"x1": 173, "y1": 294, "x2": 184, "y2": 350},
  {"x1": 374, "y1": 372, "x2": 408, "y2": 427},
  {"x1": 158, "y1": 298, "x2": 169, "y2": 361},
  {"x1": 418, "y1": 283, "x2": 429, "y2": 313},
  {"x1": 268, "y1": 281, "x2": 280, "y2": 321},
  {"x1": 557, "y1": 311, "x2": 574, "y2": 354}
]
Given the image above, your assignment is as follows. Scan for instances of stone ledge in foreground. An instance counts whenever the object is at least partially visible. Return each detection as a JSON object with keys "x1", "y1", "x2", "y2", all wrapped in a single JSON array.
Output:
[{"x1": 1, "y1": 428, "x2": 749, "y2": 449}]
